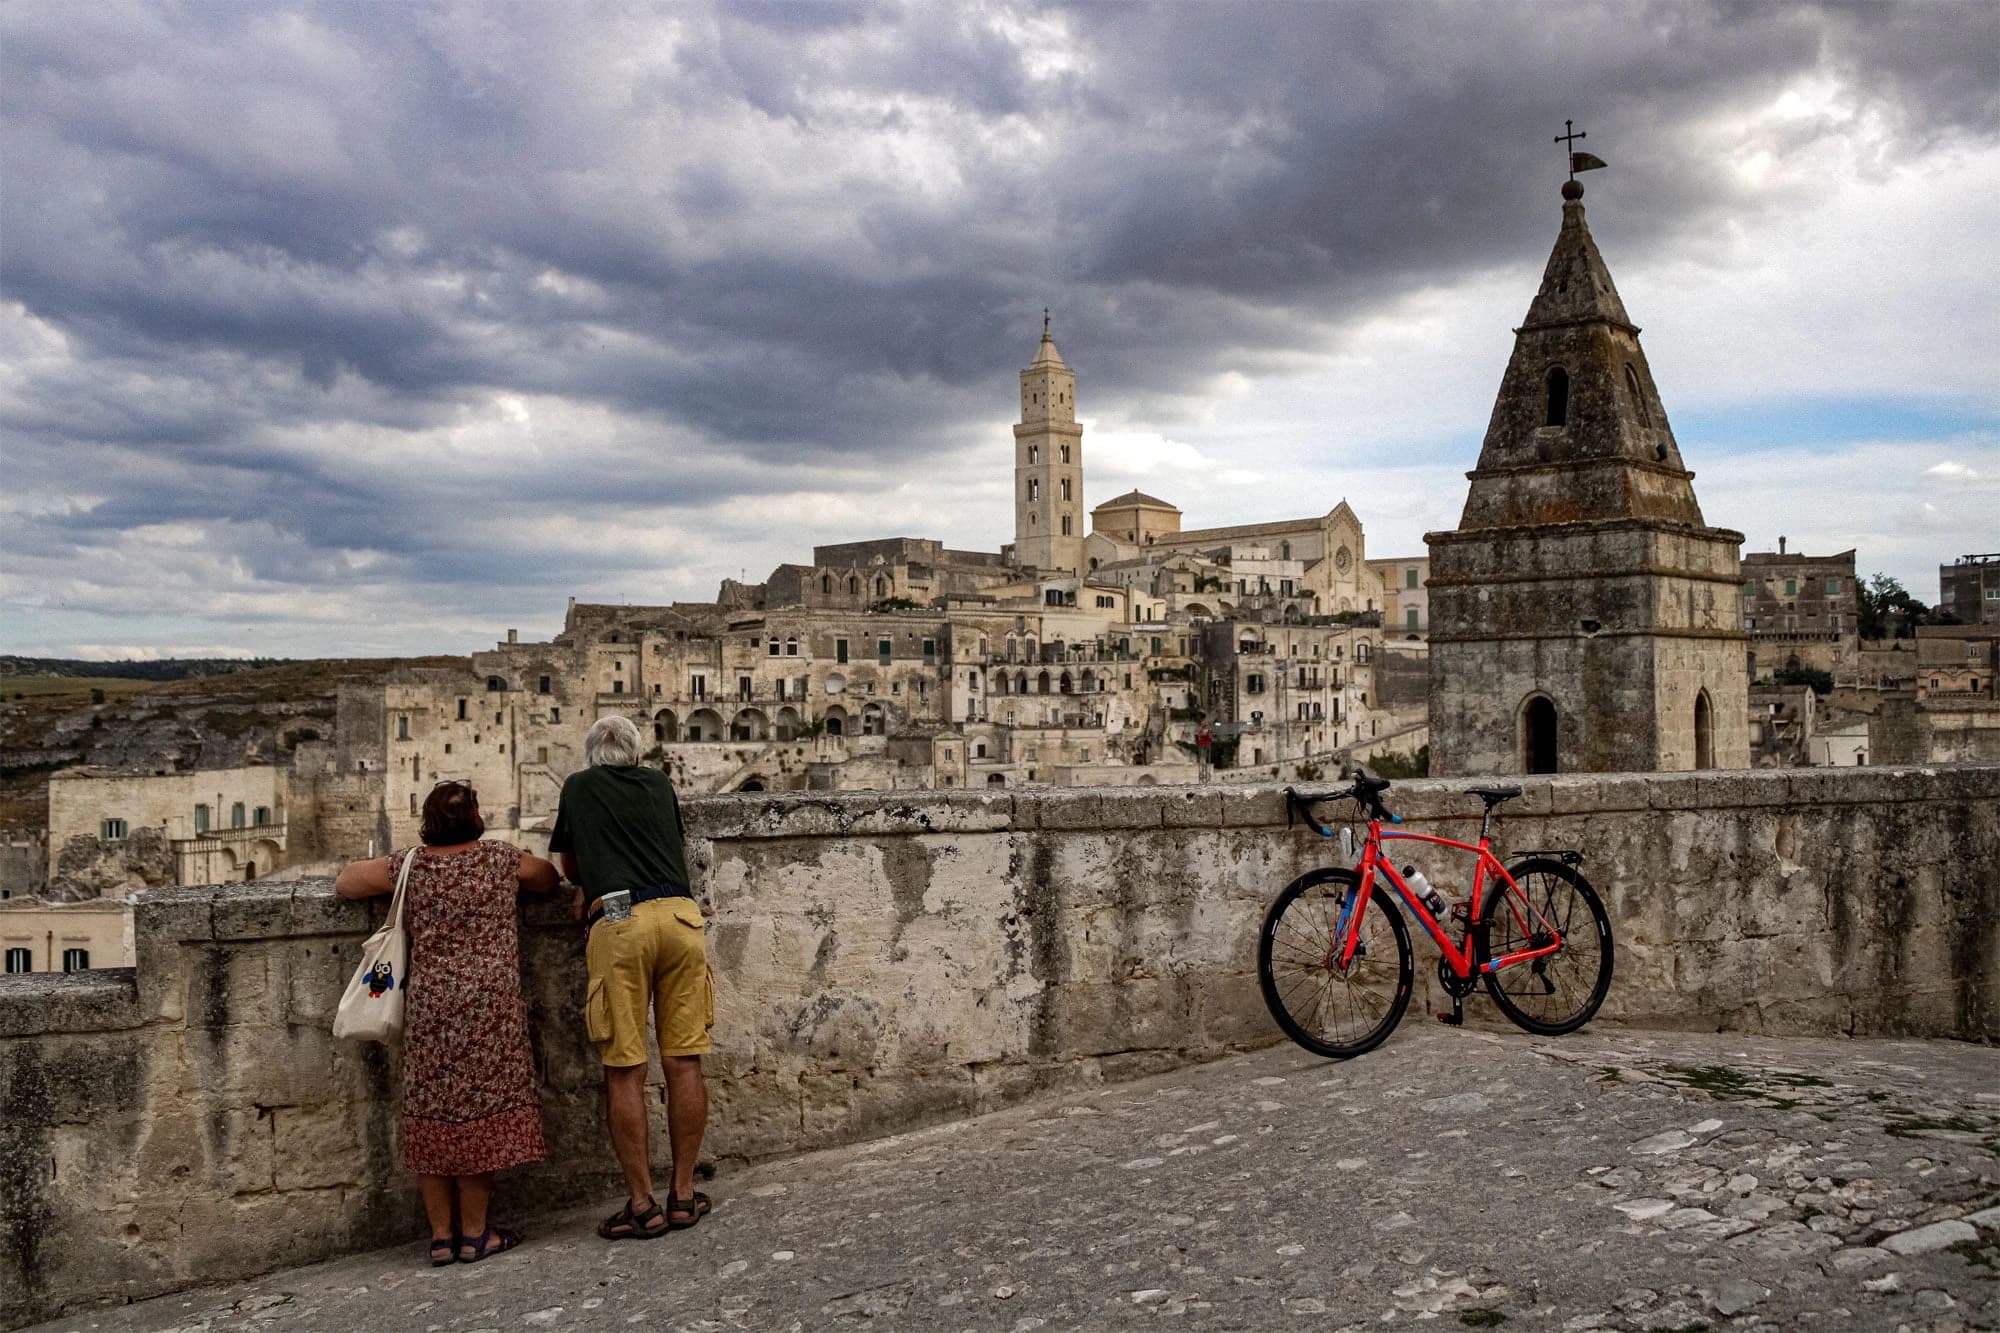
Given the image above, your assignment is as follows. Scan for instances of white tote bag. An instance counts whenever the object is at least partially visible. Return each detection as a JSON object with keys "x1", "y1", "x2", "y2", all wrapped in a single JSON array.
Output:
[{"x1": 332, "y1": 848, "x2": 417, "y2": 1042}]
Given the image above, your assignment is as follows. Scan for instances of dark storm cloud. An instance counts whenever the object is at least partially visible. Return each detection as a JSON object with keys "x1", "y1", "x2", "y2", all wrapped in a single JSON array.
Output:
[{"x1": 2, "y1": 0, "x2": 1996, "y2": 651}]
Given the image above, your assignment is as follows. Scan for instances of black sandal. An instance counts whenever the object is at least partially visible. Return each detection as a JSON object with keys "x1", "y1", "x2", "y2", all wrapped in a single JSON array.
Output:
[
  {"x1": 429, "y1": 1236, "x2": 458, "y2": 1267},
  {"x1": 597, "y1": 1198, "x2": 669, "y2": 1241},
  {"x1": 667, "y1": 1191, "x2": 711, "y2": 1231},
  {"x1": 457, "y1": 1226, "x2": 521, "y2": 1263}
]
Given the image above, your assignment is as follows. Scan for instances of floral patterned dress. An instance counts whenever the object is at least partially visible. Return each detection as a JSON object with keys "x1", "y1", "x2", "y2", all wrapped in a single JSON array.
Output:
[{"x1": 391, "y1": 840, "x2": 547, "y2": 1176}]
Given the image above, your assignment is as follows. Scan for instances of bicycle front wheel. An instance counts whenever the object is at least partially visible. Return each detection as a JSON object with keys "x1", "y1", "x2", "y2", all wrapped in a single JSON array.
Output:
[
  {"x1": 1257, "y1": 868, "x2": 1413, "y2": 1059},
  {"x1": 1478, "y1": 858, "x2": 1614, "y2": 1035}
]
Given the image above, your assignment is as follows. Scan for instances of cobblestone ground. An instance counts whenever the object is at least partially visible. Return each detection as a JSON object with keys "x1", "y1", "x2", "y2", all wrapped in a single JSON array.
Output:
[{"x1": 32, "y1": 1025, "x2": 2000, "y2": 1333}]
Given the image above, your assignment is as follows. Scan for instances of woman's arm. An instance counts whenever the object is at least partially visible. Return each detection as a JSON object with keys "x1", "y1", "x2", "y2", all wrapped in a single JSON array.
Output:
[
  {"x1": 517, "y1": 851, "x2": 561, "y2": 895},
  {"x1": 334, "y1": 855, "x2": 395, "y2": 899}
]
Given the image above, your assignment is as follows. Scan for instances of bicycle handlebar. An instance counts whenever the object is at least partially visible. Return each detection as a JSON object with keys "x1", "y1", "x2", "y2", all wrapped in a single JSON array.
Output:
[{"x1": 1285, "y1": 772, "x2": 1398, "y2": 835}]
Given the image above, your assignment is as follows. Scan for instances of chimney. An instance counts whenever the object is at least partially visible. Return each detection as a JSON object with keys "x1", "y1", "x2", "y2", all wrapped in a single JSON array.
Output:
[
  {"x1": 507, "y1": 628, "x2": 518, "y2": 644},
  {"x1": 1778, "y1": 535, "x2": 1787, "y2": 555}
]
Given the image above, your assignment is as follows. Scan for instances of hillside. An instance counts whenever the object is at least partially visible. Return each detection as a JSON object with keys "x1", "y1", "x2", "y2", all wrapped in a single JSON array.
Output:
[
  {"x1": 0, "y1": 655, "x2": 296, "y2": 682},
  {"x1": 0, "y1": 656, "x2": 468, "y2": 832}
]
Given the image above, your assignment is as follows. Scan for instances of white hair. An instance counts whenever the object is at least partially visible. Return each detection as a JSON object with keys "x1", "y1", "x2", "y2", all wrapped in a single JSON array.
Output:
[{"x1": 585, "y1": 714, "x2": 643, "y2": 767}]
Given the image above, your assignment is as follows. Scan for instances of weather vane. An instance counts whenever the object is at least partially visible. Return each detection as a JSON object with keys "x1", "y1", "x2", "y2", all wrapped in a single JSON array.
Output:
[{"x1": 1555, "y1": 119, "x2": 1607, "y2": 183}]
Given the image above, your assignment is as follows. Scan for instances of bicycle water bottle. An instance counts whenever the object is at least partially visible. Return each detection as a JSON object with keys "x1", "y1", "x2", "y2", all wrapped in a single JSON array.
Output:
[{"x1": 1403, "y1": 865, "x2": 1448, "y2": 918}]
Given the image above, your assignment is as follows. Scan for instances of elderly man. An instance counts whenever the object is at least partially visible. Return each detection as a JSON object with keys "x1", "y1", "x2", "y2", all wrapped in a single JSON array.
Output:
[{"x1": 550, "y1": 715, "x2": 712, "y2": 1240}]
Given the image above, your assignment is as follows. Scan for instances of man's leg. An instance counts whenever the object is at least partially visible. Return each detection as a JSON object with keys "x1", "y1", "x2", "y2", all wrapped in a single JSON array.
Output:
[
  {"x1": 662, "y1": 1054, "x2": 707, "y2": 1202},
  {"x1": 604, "y1": 1063, "x2": 657, "y2": 1208}
]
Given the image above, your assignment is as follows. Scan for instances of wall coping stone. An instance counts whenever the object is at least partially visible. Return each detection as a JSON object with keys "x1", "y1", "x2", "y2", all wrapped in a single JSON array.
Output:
[{"x1": 0, "y1": 967, "x2": 139, "y2": 1038}]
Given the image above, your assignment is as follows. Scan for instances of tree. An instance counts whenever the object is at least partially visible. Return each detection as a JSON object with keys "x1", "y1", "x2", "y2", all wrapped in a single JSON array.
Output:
[{"x1": 1856, "y1": 573, "x2": 1943, "y2": 640}]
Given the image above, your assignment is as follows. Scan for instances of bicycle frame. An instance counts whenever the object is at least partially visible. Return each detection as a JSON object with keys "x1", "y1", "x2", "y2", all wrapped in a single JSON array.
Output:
[{"x1": 1334, "y1": 817, "x2": 1566, "y2": 979}]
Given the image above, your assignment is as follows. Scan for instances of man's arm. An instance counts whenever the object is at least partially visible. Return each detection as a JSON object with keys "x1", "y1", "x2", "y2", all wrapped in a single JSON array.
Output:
[{"x1": 559, "y1": 850, "x2": 585, "y2": 921}]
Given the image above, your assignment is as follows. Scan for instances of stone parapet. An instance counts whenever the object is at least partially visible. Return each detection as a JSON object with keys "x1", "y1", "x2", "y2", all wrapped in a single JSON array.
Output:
[{"x1": 3, "y1": 765, "x2": 1997, "y2": 1327}]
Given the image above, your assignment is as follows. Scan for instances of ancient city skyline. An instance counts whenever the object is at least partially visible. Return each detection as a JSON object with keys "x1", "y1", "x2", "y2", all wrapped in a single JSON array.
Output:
[{"x1": 3, "y1": 1, "x2": 1996, "y2": 659}]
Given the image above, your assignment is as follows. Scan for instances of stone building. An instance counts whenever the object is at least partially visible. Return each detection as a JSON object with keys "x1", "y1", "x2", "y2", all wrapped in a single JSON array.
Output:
[
  {"x1": 1740, "y1": 539, "x2": 1859, "y2": 683},
  {"x1": 1368, "y1": 555, "x2": 1430, "y2": 640},
  {"x1": 1427, "y1": 178, "x2": 1749, "y2": 775},
  {"x1": 1940, "y1": 552, "x2": 2000, "y2": 626}
]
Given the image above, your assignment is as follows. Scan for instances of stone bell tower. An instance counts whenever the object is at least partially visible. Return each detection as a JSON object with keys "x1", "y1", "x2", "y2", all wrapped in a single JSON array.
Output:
[
  {"x1": 1013, "y1": 314, "x2": 1084, "y2": 574},
  {"x1": 1426, "y1": 175, "x2": 1749, "y2": 776}
]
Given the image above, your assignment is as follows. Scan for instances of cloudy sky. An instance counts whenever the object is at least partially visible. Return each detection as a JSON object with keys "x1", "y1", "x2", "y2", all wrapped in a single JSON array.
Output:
[{"x1": 3, "y1": 1, "x2": 1996, "y2": 659}]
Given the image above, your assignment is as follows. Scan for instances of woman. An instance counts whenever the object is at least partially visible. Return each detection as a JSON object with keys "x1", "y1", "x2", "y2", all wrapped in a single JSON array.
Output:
[{"x1": 336, "y1": 781, "x2": 561, "y2": 1265}]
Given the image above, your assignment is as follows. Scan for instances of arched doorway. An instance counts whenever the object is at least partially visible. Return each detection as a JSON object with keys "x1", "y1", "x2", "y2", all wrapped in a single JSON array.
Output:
[
  {"x1": 737, "y1": 777, "x2": 766, "y2": 792},
  {"x1": 822, "y1": 705, "x2": 848, "y2": 737},
  {"x1": 1522, "y1": 695, "x2": 1559, "y2": 774},
  {"x1": 1694, "y1": 690, "x2": 1713, "y2": 770},
  {"x1": 732, "y1": 708, "x2": 769, "y2": 741},
  {"x1": 775, "y1": 706, "x2": 801, "y2": 741},
  {"x1": 861, "y1": 702, "x2": 886, "y2": 736},
  {"x1": 685, "y1": 708, "x2": 724, "y2": 742},
  {"x1": 653, "y1": 708, "x2": 679, "y2": 743}
]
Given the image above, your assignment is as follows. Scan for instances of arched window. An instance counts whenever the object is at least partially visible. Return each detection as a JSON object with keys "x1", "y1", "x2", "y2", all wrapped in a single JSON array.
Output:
[
  {"x1": 1061, "y1": 515, "x2": 1072, "y2": 535},
  {"x1": 1027, "y1": 478, "x2": 1039, "y2": 501},
  {"x1": 1061, "y1": 445, "x2": 1070, "y2": 463},
  {"x1": 1037, "y1": 671, "x2": 1051, "y2": 694},
  {"x1": 1523, "y1": 695, "x2": 1559, "y2": 774},
  {"x1": 1693, "y1": 690, "x2": 1713, "y2": 770},
  {"x1": 1060, "y1": 478, "x2": 1071, "y2": 501},
  {"x1": 847, "y1": 576, "x2": 859, "y2": 595},
  {"x1": 1545, "y1": 367, "x2": 1569, "y2": 427},
  {"x1": 875, "y1": 576, "x2": 887, "y2": 597},
  {"x1": 1029, "y1": 445, "x2": 1039, "y2": 464},
  {"x1": 821, "y1": 574, "x2": 833, "y2": 594},
  {"x1": 1624, "y1": 364, "x2": 1651, "y2": 428}
]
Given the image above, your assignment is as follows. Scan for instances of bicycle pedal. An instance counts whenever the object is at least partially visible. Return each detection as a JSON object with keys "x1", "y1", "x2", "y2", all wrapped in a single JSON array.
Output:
[{"x1": 1435, "y1": 1011, "x2": 1462, "y2": 1026}]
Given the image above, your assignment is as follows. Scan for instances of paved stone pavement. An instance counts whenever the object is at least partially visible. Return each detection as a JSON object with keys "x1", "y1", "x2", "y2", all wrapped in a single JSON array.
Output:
[{"x1": 31, "y1": 1025, "x2": 2000, "y2": 1333}]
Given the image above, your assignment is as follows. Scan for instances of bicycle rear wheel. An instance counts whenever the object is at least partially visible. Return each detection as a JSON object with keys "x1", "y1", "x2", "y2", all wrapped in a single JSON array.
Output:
[
  {"x1": 1478, "y1": 858, "x2": 1613, "y2": 1035},
  {"x1": 1257, "y1": 868, "x2": 1413, "y2": 1059}
]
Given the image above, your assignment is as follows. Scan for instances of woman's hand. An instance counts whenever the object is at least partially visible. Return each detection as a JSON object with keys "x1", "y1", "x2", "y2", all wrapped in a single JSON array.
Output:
[{"x1": 334, "y1": 856, "x2": 394, "y2": 899}]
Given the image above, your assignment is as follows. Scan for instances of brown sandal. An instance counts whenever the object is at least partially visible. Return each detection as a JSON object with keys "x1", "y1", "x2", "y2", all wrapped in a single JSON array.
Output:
[
  {"x1": 667, "y1": 1191, "x2": 711, "y2": 1230},
  {"x1": 597, "y1": 1198, "x2": 669, "y2": 1241}
]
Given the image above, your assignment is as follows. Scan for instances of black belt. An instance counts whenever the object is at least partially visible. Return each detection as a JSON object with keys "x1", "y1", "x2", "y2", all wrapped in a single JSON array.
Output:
[{"x1": 585, "y1": 882, "x2": 692, "y2": 923}]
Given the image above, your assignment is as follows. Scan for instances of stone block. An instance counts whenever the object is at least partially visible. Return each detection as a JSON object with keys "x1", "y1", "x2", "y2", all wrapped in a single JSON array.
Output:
[
  {"x1": 271, "y1": 1103, "x2": 367, "y2": 1190},
  {"x1": 1159, "y1": 789, "x2": 1223, "y2": 828},
  {"x1": 1218, "y1": 785, "x2": 1286, "y2": 829},
  {"x1": 133, "y1": 887, "x2": 215, "y2": 943},
  {"x1": 0, "y1": 1031, "x2": 147, "y2": 1126},
  {"x1": 1552, "y1": 773, "x2": 1648, "y2": 815},
  {"x1": 287, "y1": 882, "x2": 369, "y2": 936},
  {"x1": 209, "y1": 884, "x2": 297, "y2": 941},
  {"x1": 0, "y1": 970, "x2": 140, "y2": 1038},
  {"x1": 1091, "y1": 789, "x2": 1169, "y2": 830},
  {"x1": 1019, "y1": 791, "x2": 1103, "y2": 830}
]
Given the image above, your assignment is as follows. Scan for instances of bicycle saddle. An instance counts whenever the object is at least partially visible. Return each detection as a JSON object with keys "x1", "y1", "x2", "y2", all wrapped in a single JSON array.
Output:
[{"x1": 1466, "y1": 785, "x2": 1523, "y2": 806}]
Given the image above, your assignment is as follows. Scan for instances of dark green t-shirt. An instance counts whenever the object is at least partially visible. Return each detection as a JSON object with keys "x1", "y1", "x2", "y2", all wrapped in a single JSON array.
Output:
[{"x1": 548, "y1": 764, "x2": 689, "y2": 910}]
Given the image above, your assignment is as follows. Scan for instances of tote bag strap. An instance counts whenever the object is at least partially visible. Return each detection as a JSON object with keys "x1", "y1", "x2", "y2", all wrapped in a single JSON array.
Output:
[{"x1": 386, "y1": 846, "x2": 418, "y2": 929}]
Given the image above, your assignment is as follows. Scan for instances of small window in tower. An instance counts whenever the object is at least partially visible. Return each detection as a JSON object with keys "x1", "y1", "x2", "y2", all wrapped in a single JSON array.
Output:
[
  {"x1": 1061, "y1": 515, "x2": 1072, "y2": 535},
  {"x1": 1027, "y1": 478, "x2": 1039, "y2": 501},
  {"x1": 1545, "y1": 367, "x2": 1569, "y2": 427},
  {"x1": 1029, "y1": 446, "x2": 1039, "y2": 464},
  {"x1": 1061, "y1": 445, "x2": 1070, "y2": 463},
  {"x1": 1060, "y1": 478, "x2": 1071, "y2": 501},
  {"x1": 1624, "y1": 364, "x2": 1651, "y2": 427}
]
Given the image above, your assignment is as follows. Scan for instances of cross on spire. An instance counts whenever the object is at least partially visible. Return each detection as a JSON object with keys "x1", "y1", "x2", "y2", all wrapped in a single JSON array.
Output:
[
  {"x1": 1554, "y1": 119, "x2": 1587, "y2": 180},
  {"x1": 1043, "y1": 307, "x2": 1050, "y2": 337}
]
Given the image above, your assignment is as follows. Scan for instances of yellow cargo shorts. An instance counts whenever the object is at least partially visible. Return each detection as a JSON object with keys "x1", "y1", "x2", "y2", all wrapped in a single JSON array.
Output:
[{"x1": 584, "y1": 896, "x2": 714, "y2": 1067}]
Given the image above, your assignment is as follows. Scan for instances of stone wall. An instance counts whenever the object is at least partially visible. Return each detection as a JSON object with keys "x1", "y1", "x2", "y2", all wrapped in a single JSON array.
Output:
[{"x1": 3, "y1": 766, "x2": 1996, "y2": 1327}]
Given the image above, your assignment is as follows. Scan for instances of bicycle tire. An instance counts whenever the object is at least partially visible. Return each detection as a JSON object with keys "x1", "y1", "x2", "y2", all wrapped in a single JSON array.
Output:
[
  {"x1": 1257, "y1": 868, "x2": 1413, "y2": 1059},
  {"x1": 1477, "y1": 858, "x2": 1614, "y2": 1035}
]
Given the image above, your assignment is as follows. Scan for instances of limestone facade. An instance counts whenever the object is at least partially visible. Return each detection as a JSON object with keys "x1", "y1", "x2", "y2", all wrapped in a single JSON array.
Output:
[
  {"x1": 1368, "y1": 554, "x2": 1430, "y2": 640},
  {"x1": 1740, "y1": 541, "x2": 1858, "y2": 683},
  {"x1": 1939, "y1": 551, "x2": 2000, "y2": 626},
  {"x1": 1428, "y1": 181, "x2": 1749, "y2": 776}
]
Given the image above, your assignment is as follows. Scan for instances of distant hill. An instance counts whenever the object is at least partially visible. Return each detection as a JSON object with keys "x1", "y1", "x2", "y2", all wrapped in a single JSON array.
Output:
[{"x1": 0, "y1": 656, "x2": 295, "y2": 682}]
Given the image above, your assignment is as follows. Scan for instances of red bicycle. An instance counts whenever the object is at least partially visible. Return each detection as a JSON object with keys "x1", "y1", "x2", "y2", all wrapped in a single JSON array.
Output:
[{"x1": 1257, "y1": 771, "x2": 1614, "y2": 1058}]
